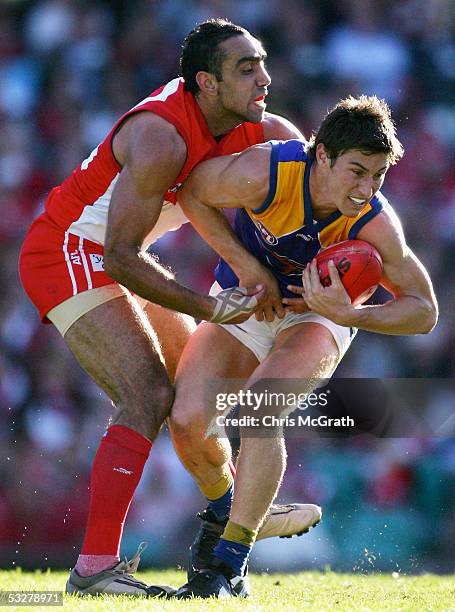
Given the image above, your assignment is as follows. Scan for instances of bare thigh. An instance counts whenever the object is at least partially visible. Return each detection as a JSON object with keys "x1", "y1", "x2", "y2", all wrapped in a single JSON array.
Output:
[
  {"x1": 172, "y1": 322, "x2": 260, "y2": 425},
  {"x1": 247, "y1": 321, "x2": 340, "y2": 410},
  {"x1": 64, "y1": 293, "x2": 173, "y2": 439},
  {"x1": 253, "y1": 321, "x2": 339, "y2": 381},
  {"x1": 142, "y1": 302, "x2": 196, "y2": 382},
  {"x1": 172, "y1": 321, "x2": 339, "y2": 425}
]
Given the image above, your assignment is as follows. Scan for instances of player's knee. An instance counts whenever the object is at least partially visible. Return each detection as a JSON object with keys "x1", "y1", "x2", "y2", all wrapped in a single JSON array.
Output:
[
  {"x1": 169, "y1": 401, "x2": 205, "y2": 446},
  {"x1": 148, "y1": 382, "x2": 174, "y2": 429},
  {"x1": 169, "y1": 406, "x2": 194, "y2": 438},
  {"x1": 148, "y1": 382, "x2": 174, "y2": 436},
  {"x1": 116, "y1": 378, "x2": 174, "y2": 437}
]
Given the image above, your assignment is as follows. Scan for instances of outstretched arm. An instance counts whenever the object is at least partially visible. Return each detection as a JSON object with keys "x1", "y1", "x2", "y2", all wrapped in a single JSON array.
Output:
[
  {"x1": 179, "y1": 114, "x2": 306, "y2": 322},
  {"x1": 104, "y1": 113, "x2": 262, "y2": 323},
  {"x1": 179, "y1": 144, "x2": 285, "y2": 321},
  {"x1": 284, "y1": 205, "x2": 438, "y2": 335}
]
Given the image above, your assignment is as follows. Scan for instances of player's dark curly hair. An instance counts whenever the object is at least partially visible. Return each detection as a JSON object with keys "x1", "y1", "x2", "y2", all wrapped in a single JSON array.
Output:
[
  {"x1": 180, "y1": 19, "x2": 249, "y2": 95},
  {"x1": 306, "y1": 95, "x2": 404, "y2": 165}
]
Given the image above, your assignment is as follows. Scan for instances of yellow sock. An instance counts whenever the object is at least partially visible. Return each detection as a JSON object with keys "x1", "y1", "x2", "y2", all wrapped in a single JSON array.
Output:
[
  {"x1": 198, "y1": 468, "x2": 234, "y2": 501},
  {"x1": 222, "y1": 520, "x2": 258, "y2": 547}
]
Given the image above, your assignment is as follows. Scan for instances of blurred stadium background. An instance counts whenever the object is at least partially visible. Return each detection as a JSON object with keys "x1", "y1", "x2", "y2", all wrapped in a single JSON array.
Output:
[{"x1": 0, "y1": 0, "x2": 454, "y2": 574}]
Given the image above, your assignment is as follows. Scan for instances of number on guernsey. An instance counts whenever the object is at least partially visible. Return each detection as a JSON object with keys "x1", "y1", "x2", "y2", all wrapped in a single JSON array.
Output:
[{"x1": 81, "y1": 145, "x2": 99, "y2": 170}]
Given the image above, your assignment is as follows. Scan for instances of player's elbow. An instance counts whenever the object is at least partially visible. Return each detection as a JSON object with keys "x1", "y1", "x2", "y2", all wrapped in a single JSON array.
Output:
[
  {"x1": 179, "y1": 180, "x2": 206, "y2": 213},
  {"x1": 177, "y1": 185, "x2": 193, "y2": 212},
  {"x1": 103, "y1": 250, "x2": 122, "y2": 281},
  {"x1": 418, "y1": 298, "x2": 438, "y2": 334},
  {"x1": 104, "y1": 243, "x2": 134, "y2": 282}
]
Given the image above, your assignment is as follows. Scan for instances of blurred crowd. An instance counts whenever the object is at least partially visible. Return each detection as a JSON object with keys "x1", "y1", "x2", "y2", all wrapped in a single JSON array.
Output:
[{"x1": 0, "y1": 0, "x2": 454, "y2": 573}]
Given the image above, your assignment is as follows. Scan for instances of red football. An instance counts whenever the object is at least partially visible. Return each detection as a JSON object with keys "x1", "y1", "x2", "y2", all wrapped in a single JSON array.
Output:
[{"x1": 315, "y1": 240, "x2": 383, "y2": 306}]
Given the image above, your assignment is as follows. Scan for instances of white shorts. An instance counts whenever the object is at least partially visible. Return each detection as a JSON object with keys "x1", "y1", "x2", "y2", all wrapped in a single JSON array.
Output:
[
  {"x1": 46, "y1": 283, "x2": 149, "y2": 336},
  {"x1": 209, "y1": 282, "x2": 356, "y2": 362}
]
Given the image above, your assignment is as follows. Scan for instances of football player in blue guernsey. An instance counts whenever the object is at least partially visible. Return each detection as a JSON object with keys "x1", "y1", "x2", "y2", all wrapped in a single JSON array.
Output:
[{"x1": 170, "y1": 96, "x2": 438, "y2": 598}]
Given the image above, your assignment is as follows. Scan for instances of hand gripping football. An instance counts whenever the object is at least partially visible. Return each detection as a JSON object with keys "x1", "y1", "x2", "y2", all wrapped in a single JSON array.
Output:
[{"x1": 315, "y1": 240, "x2": 383, "y2": 306}]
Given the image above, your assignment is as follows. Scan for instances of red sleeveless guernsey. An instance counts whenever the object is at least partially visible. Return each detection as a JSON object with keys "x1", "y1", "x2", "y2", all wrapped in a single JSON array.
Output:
[
  {"x1": 19, "y1": 77, "x2": 265, "y2": 321},
  {"x1": 43, "y1": 77, "x2": 264, "y2": 245}
]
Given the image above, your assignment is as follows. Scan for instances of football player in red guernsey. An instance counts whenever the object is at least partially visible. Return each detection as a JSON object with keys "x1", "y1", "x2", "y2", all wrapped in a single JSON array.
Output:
[
  {"x1": 170, "y1": 95, "x2": 438, "y2": 598},
  {"x1": 19, "y1": 19, "x2": 320, "y2": 598}
]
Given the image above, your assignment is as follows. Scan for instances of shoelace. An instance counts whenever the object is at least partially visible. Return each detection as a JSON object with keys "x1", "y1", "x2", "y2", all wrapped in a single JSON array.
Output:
[
  {"x1": 114, "y1": 541, "x2": 148, "y2": 580},
  {"x1": 194, "y1": 524, "x2": 222, "y2": 566}
]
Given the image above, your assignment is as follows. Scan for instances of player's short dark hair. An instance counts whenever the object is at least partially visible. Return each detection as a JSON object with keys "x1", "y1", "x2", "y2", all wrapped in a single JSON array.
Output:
[
  {"x1": 180, "y1": 18, "x2": 249, "y2": 95},
  {"x1": 306, "y1": 95, "x2": 404, "y2": 165}
]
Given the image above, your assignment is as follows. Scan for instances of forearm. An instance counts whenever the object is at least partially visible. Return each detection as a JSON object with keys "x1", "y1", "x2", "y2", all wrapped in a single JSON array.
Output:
[
  {"x1": 347, "y1": 295, "x2": 437, "y2": 335},
  {"x1": 105, "y1": 247, "x2": 215, "y2": 320},
  {"x1": 180, "y1": 193, "x2": 259, "y2": 276},
  {"x1": 180, "y1": 194, "x2": 285, "y2": 322}
]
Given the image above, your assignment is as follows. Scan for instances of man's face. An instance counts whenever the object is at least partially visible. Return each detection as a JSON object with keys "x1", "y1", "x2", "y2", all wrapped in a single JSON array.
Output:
[
  {"x1": 319, "y1": 147, "x2": 390, "y2": 217},
  {"x1": 215, "y1": 34, "x2": 271, "y2": 123}
]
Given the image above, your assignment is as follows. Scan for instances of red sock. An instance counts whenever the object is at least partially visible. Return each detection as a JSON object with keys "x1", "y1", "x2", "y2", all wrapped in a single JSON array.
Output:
[
  {"x1": 228, "y1": 459, "x2": 236, "y2": 477},
  {"x1": 80, "y1": 425, "x2": 152, "y2": 556}
]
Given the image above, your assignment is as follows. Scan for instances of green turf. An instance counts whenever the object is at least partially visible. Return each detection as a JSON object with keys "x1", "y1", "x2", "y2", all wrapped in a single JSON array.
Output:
[{"x1": 0, "y1": 568, "x2": 454, "y2": 611}]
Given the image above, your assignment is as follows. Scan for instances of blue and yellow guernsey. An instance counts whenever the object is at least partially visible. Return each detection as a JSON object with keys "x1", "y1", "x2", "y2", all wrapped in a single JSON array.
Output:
[{"x1": 215, "y1": 139, "x2": 386, "y2": 297}]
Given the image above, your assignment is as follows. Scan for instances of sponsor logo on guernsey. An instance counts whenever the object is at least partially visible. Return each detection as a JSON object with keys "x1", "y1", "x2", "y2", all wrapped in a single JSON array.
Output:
[
  {"x1": 89, "y1": 253, "x2": 104, "y2": 272},
  {"x1": 296, "y1": 232, "x2": 316, "y2": 241},
  {"x1": 255, "y1": 220, "x2": 278, "y2": 245},
  {"x1": 266, "y1": 250, "x2": 306, "y2": 275}
]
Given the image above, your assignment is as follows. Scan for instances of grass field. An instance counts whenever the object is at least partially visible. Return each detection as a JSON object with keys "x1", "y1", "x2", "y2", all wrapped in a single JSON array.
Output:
[{"x1": 1, "y1": 569, "x2": 454, "y2": 611}]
